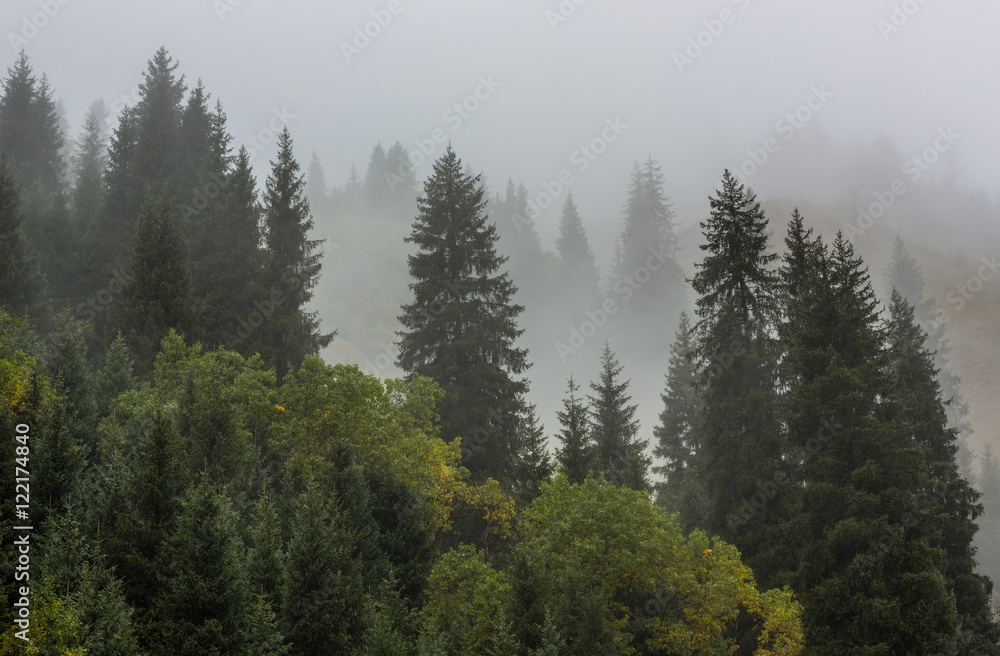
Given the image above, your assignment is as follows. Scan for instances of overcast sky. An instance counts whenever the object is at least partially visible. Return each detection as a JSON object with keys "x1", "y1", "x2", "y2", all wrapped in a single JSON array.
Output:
[{"x1": 7, "y1": 0, "x2": 999, "y2": 246}]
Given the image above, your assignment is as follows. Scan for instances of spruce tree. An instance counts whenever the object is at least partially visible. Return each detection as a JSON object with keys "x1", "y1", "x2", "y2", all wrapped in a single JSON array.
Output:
[
  {"x1": 31, "y1": 73, "x2": 65, "y2": 194},
  {"x1": 0, "y1": 52, "x2": 65, "y2": 194},
  {"x1": 587, "y1": 342, "x2": 649, "y2": 491},
  {"x1": 396, "y1": 145, "x2": 529, "y2": 482},
  {"x1": 886, "y1": 236, "x2": 974, "y2": 480},
  {"x1": 690, "y1": 170, "x2": 784, "y2": 586},
  {"x1": 511, "y1": 403, "x2": 554, "y2": 505},
  {"x1": 782, "y1": 234, "x2": 960, "y2": 654},
  {"x1": 109, "y1": 191, "x2": 196, "y2": 376},
  {"x1": 157, "y1": 480, "x2": 253, "y2": 656},
  {"x1": 610, "y1": 157, "x2": 686, "y2": 350},
  {"x1": 384, "y1": 140, "x2": 417, "y2": 215},
  {"x1": 71, "y1": 99, "x2": 109, "y2": 236},
  {"x1": 98, "y1": 47, "x2": 186, "y2": 270},
  {"x1": 0, "y1": 155, "x2": 44, "y2": 318},
  {"x1": 0, "y1": 51, "x2": 36, "y2": 183},
  {"x1": 555, "y1": 376, "x2": 593, "y2": 484},
  {"x1": 94, "y1": 332, "x2": 137, "y2": 418},
  {"x1": 43, "y1": 313, "x2": 98, "y2": 457},
  {"x1": 555, "y1": 191, "x2": 600, "y2": 306},
  {"x1": 199, "y1": 146, "x2": 269, "y2": 354},
  {"x1": 282, "y1": 488, "x2": 364, "y2": 654},
  {"x1": 305, "y1": 150, "x2": 331, "y2": 216},
  {"x1": 886, "y1": 290, "x2": 999, "y2": 653},
  {"x1": 652, "y1": 311, "x2": 700, "y2": 512},
  {"x1": 364, "y1": 142, "x2": 389, "y2": 212},
  {"x1": 260, "y1": 127, "x2": 333, "y2": 380}
]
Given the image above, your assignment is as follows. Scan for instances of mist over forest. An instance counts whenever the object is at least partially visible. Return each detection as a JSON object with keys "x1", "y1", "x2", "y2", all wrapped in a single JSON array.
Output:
[{"x1": 2, "y1": 1, "x2": 1000, "y2": 654}]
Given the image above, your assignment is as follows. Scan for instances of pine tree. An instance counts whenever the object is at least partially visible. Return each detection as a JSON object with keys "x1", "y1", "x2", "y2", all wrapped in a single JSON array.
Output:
[
  {"x1": 886, "y1": 290, "x2": 999, "y2": 653},
  {"x1": 0, "y1": 155, "x2": 44, "y2": 318},
  {"x1": 109, "y1": 191, "x2": 196, "y2": 376},
  {"x1": 652, "y1": 311, "x2": 699, "y2": 511},
  {"x1": 782, "y1": 234, "x2": 960, "y2": 654},
  {"x1": 157, "y1": 480, "x2": 253, "y2": 656},
  {"x1": 587, "y1": 342, "x2": 649, "y2": 491},
  {"x1": 282, "y1": 488, "x2": 364, "y2": 655},
  {"x1": 511, "y1": 403, "x2": 554, "y2": 505},
  {"x1": 555, "y1": 191, "x2": 600, "y2": 306},
  {"x1": 690, "y1": 171, "x2": 784, "y2": 586},
  {"x1": 396, "y1": 145, "x2": 529, "y2": 482},
  {"x1": 260, "y1": 127, "x2": 333, "y2": 380},
  {"x1": 555, "y1": 376, "x2": 592, "y2": 484}
]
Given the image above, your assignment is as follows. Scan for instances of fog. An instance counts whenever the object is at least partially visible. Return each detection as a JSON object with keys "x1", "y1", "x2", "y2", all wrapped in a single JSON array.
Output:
[{"x1": 14, "y1": 0, "x2": 998, "y2": 453}]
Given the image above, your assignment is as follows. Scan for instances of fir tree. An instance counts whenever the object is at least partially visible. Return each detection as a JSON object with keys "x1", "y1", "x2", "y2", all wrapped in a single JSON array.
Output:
[
  {"x1": 396, "y1": 146, "x2": 530, "y2": 482},
  {"x1": 587, "y1": 342, "x2": 649, "y2": 491},
  {"x1": 652, "y1": 311, "x2": 699, "y2": 512},
  {"x1": 555, "y1": 376, "x2": 593, "y2": 484},
  {"x1": 511, "y1": 403, "x2": 554, "y2": 505},
  {"x1": 690, "y1": 171, "x2": 784, "y2": 586},
  {"x1": 109, "y1": 191, "x2": 196, "y2": 376},
  {"x1": 260, "y1": 127, "x2": 333, "y2": 380}
]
